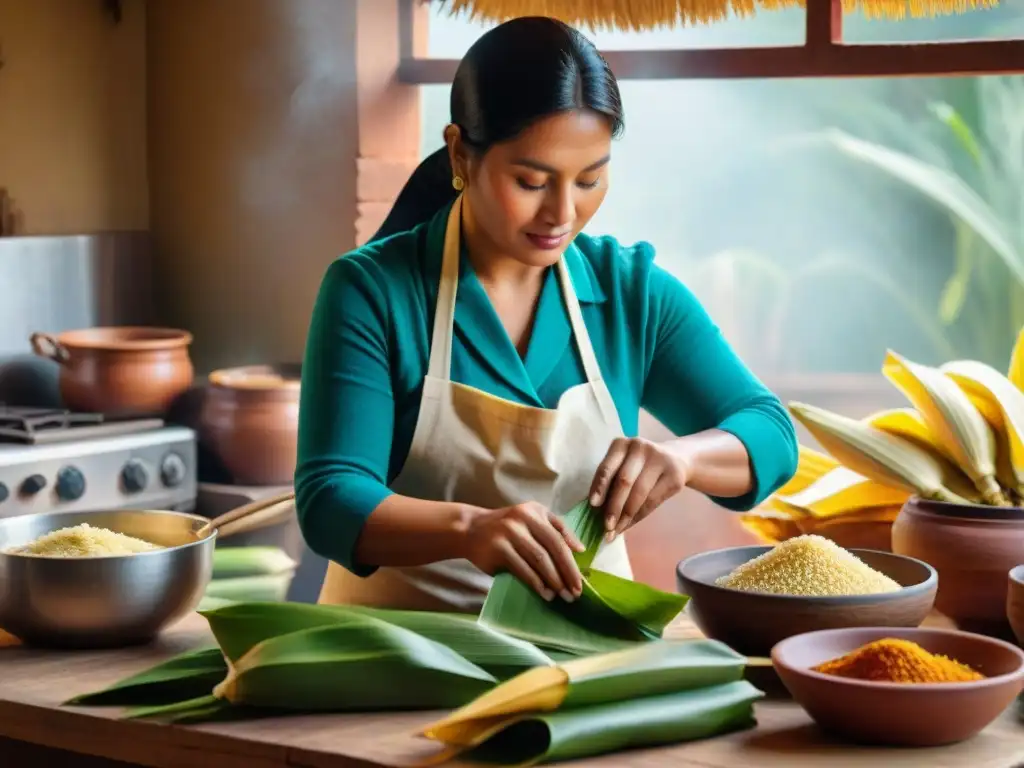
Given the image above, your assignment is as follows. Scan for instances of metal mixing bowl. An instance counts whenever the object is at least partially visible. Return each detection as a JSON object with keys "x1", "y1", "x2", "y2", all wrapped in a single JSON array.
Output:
[{"x1": 0, "y1": 508, "x2": 216, "y2": 648}]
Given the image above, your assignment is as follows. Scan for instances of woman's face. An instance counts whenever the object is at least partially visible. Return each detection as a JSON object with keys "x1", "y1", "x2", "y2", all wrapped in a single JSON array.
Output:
[{"x1": 451, "y1": 110, "x2": 613, "y2": 268}]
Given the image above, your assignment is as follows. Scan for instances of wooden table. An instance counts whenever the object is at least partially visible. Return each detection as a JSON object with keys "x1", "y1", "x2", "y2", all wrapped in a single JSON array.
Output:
[{"x1": 1, "y1": 613, "x2": 1022, "y2": 768}]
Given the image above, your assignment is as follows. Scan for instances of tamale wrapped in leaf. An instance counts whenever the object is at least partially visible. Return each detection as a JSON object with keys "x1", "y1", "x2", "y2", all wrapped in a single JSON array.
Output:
[
  {"x1": 211, "y1": 614, "x2": 497, "y2": 712},
  {"x1": 419, "y1": 640, "x2": 761, "y2": 767}
]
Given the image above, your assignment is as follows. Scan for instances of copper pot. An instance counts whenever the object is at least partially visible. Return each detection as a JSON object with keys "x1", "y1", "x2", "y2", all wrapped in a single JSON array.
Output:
[
  {"x1": 892, "y1": 496, "x2": 1024, "y2": 640},
  {"x1": 200, "y1": 364, "x2": 300, "y2": 486},
  {"x1": 30, "y1": 327, "x2": 194, "y2": 418}
]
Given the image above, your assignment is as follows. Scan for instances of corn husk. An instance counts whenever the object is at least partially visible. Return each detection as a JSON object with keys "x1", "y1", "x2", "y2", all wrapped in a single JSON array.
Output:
[
  {"x1": 774, "y1": 465, "x2": 909, "y2": 519},
  {"x1": 1009, "y1": 326, "x2": 1024, "y2": 392},
  {"x1": 418, "y1": 640, "x2": 761, "y2": 767},
  {"x1": 865, "y1": 408, "x2": 983, "y2": 503},
  {"x1": 774, "y1": 445, "x2": 840, "y2": 497},
  {"x1": 882, "y1": 351, "x2": 1007, "y2": 505},
  {"x1": 941, "y1": 359, "x2": 1024, "y2": 500},
  {"x1": 479, "y1": 500, "x2": 687, "y2": 656},
  {"x1": 788, "y1": 402, "x2": 968, "y2": 504}
]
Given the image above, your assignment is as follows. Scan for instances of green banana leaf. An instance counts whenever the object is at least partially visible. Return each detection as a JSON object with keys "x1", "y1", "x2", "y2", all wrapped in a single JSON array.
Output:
[
  {"x1": 213, "y1": 615, "x2": 497, "y2": 712},
  {"x1": 64, "y1": 647, "x2": 228, "y2": 707},
  {"x1": 212, "y1": 546, "x2": 296, "y2": 579},
  {"x1": 451, "y1": 681, "x2": 762, "y2": 767},
  {"x1": 479, "y1": 500, "x2": 688, "y2": 656},
  {"x1": 203, "y1": 573, "x2": 293, "y2": 602},
  {"x1": 202, "y1": 601, "x2": 553, "y2": 680}
]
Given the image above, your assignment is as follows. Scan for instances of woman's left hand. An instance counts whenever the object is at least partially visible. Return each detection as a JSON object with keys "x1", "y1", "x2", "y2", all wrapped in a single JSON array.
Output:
[{"x1": 589, "y1": 437, "x2": 691, "y2": 541}]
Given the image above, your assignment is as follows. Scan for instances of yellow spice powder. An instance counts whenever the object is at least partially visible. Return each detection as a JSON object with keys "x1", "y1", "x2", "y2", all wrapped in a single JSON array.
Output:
[
  {"x1": 813, "y1": 638, "x2": 984, "y2": 683},
  {"x1": 715, "y1": 534, "x2": 901, "y2": 596}
]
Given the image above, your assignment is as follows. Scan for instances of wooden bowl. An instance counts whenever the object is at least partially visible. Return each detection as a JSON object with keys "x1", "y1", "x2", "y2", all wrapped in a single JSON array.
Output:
[
  {"x1": 675, "y1": 545, "x2": 936, "y2": 657},
  {"x1": 772, "y1": 627, "x2": 1024, "y2": 746},
  {"x1": 1008, "y1": 565, "x2": 1024, "y2": 647},
  {"x1": 892, "y1": 496, "x2": 1024, "y2": 640}
]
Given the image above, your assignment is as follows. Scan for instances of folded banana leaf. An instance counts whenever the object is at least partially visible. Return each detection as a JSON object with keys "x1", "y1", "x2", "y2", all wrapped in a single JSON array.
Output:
[
  {"x1": 212, "y1": 546, "x2": 296, "y2": 579},
  {"x1": 203, "y1": 573, "x2": 293, "y2": 602},
  {"x1": 212, "y1": 614, "x2": 497, "y2": 712},
  {"x1": 479, "y1": 500, "x2": 688, "y2": 655},
  {"x1": 420, "y1": 640, "x2": 761, "y2": 767},
  {"x1": 203, "y1": 601, "x2": 553, "y2": 680},
  {"x1": 65, "y1": 647, "x2": 228, "y2": 707},
  {"x1": 426, "y1": 681, "x2": 761, "y2": 767}
]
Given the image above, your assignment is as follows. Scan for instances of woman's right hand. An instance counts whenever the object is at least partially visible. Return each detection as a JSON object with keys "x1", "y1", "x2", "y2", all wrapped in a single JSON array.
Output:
[{"x1": 463, "y1": 502, "x2": 585, "y2": 602}]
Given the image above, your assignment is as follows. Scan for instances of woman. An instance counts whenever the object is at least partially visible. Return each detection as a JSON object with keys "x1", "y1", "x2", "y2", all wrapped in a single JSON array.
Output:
[{"x1": 295, "y1": 16, "x2": 798, "y2": 612}]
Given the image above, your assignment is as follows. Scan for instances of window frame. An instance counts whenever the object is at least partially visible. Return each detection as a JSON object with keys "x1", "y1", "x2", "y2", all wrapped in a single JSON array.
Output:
[{"x1": 398, "y1": 0, "x2": 1024, "y2": 82}]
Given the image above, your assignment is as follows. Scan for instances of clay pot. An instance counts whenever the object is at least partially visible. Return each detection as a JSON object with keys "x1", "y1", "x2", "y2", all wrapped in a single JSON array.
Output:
[
  {"x1": 200, "y1": 364, "x2": 300, "y2": 486},
  {"x1": 1008, "y1": 565, "x2": 1024, "y2": 647},
  {"x1": 892, "y1": 497, "x2": 1024, "y2": 640},
  {"x1": 30, "y1": 327, "x2": 194, "y2": 418}
]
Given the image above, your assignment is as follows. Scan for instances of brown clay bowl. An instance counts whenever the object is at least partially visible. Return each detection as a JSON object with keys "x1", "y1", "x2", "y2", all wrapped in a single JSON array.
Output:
[
  {"x1": 1008, "y1": 565, "x2": 1024, "y2": 647},
  {"x1": 772, "y1": 627, "x2": 1024, "y2": 746},
  {"x1": 676, "y1": 545, "x2": 936, "y2": 657},
  {"x1": 891, "y1": 496, "x2": 1024, "y2": 640}
]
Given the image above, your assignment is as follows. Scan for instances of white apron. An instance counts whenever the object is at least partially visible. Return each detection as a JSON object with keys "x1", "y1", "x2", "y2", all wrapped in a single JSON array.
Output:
[{"x1": 318, "y1": 196, "x2": 633, "y2": 612}]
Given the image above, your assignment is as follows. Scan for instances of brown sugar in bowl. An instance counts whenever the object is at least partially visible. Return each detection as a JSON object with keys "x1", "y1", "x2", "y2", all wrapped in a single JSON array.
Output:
[
  {"x1": 199, "y1": 364, "x2": 300, "y2": 486},
  {"x1": 30, "y1": 327, "x2": 194, "y2": 418},
  {"x1": 892, "y1": 497, "x2": 1024, "y2": 640}
]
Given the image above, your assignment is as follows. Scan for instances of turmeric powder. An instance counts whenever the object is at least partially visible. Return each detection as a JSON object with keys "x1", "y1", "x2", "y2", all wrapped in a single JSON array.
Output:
[{"x1": 812, "y1": 638, "x2": 984, "y2": 683}]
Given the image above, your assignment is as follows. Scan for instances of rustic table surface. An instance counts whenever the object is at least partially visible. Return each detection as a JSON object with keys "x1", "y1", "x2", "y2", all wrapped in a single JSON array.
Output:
[{"x1": 0, "y1": 611, "x2": 1022, "y2": 768}]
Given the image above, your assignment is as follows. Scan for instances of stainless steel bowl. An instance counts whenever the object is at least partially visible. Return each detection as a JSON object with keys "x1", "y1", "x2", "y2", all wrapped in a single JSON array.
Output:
[{"x1": 0, "y1": 492, "x2": 295, "y2": 648}]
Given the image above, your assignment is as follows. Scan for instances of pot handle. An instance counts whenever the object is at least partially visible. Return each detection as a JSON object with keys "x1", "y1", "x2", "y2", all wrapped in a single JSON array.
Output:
[
  {"x1": 194, "y1": 490, "x2": 296, "y2": 540},
  {"x1": 30, "y1": 332, "x2": 70, "y2": 364}
]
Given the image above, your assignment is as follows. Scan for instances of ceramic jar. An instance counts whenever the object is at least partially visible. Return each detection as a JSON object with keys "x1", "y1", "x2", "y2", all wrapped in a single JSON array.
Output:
[
  {"x1": 199, "y1": 364, "x2": 300, "y2": 486},
  {"x1": 892, "y1": 496, "x2": 1024, "y2": 639},
  {"x1": 30, "y1": 327, "x2": 194, "y2": 417}
]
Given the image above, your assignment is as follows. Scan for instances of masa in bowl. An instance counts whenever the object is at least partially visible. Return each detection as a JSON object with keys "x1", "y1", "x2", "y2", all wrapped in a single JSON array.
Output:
[
  {"x1": 675, "y1": 539, "x2": 937, "y2": 657},
  {"x1": 772, "y1": 627, "x2": 1024, "y2": 746}
]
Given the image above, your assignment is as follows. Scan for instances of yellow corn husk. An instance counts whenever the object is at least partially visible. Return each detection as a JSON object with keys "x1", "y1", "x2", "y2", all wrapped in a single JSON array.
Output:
[
  {"x1": 775, "y1": 445, "x2": 840, "y2": 497},
  {"x1": 418, "y1": 640, "x2": 761, "y2": 766},
  {"x1": 942, "y1": 359, "x2": 1024, "y2": 500},
  {"x1": 814, "y1": 504, "x2": 901, "y2": 528},
  {"x1": 882, "y1": 351, "x2": 1007, "y2": 505},
  {"x1": 1008, "y1": 326, "x2": 1024, "y2": 392},
  {"x1": 738, "y1": 508, "x2": 803, "y2": 544},
  {"x1": 430, "y1": 0, "x2": 996, "y2": 30},
  {"x1": 788, "y1": 401, "x2": 968, "y2": 504},
  {"x1": 774, "y1": 465, "x2": 909, "y2": 519},
  {"x1": 864, "y1": 408, "x2": 983, "y2": 503}
]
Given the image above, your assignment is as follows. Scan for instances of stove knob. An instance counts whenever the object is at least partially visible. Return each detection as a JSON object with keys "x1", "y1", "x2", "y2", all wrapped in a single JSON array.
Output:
[
  {"x1": 20, "y1": 474, "x2": 47, "y2": 496},
  {"x1": 160, "y1": 452, "x2": 187, "y2": 488},
  {"x1": 0, "y1": 482, "x2": 8, "y2": 504},
  {"x1": 55, "y1": 466, "x2": 86, "y2": 502},
  {"x1": 120, "y1": 459, "x2": 148, "y2": 494}
]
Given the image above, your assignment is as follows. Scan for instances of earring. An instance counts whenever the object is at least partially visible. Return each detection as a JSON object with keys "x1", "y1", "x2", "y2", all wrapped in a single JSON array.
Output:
[{"x1": 452, "y1": 175, "x2": 465, "y2": 191}]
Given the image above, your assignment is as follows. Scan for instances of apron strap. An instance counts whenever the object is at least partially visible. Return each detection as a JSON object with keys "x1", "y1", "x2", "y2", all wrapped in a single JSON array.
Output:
[
  {"x1": 427, "y1": 195, "x2": 463, "y2": 380},
  {"x1": 428, "y1": 195, "x2": 621, "y2": 428},
  {"x1": 556, "y1": 258, "x2": 621, "y2": 427}
]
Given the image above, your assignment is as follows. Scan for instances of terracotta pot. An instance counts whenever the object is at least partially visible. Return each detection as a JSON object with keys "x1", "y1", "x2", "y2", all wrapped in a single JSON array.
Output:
[
  {"x1": 200, "y1": 364, "x2": 300, "y2": 486},
  {"x1": 891, "y1": 497, "x2": 1024, "y2": 640},
  {"x1": 30, "y1": 327, "x2": 194, "y2": 418}
]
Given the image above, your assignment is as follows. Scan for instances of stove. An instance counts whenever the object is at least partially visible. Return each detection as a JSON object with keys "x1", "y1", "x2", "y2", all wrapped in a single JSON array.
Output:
[{"x1": 0, "y1": 406, "x2": 197, "y2": 518}]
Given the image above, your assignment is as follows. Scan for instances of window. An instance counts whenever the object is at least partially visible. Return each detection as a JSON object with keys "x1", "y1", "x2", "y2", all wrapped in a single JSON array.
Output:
[{"x1": 415, "y1": 5, "x2": 1024, "y2": 377}]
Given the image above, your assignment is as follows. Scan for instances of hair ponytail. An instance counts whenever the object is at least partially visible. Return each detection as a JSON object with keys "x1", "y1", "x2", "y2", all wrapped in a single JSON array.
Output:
[{"x1": 368, "y1": 147, "x2": 456, "y2": 243}]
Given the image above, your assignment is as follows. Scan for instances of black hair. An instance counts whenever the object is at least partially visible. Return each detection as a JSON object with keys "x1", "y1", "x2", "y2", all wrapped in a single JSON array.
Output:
[{"x1": 370, "y1": 16, "x2": 624, "y2": 243}]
